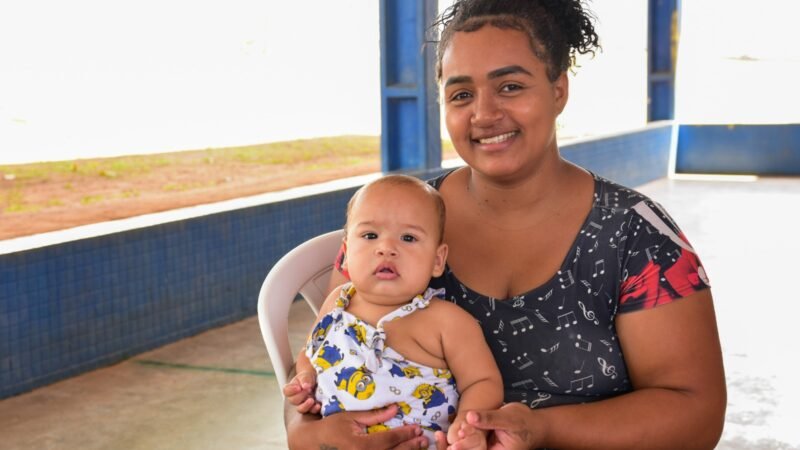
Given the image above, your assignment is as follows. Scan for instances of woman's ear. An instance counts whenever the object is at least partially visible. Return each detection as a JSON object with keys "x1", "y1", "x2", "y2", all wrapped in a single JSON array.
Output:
[
  {"x1": 553, "y1": 72, "x2": 569, "y2": 115},
  {"x1": 432, "y1": 243, "x2": 449, "y2": 277}
]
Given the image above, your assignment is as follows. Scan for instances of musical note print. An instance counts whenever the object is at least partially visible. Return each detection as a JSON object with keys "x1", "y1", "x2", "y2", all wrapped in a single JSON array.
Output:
[
  {"x1": 511, "y1": 378, "x2": 538, "y2": 390},
  {"x1": 537, "y1": 289, "x2": 553, "y2": 302},
  {"x1": 578, "y1": 301, "x2": 599, "y2": 325},
  {"x1": 580, "y1": 279, "x2": 592, "y2": 294},
  {"x1": 540, "y1": 342, "x2": 560, "y2": 354},
  {"x1": 512, "y1": 353, "x2": 534, "y2": 370},
  {"x1": 435, "y1": 175, "x2": 699, "y2": 405},
  {"x1": 574, "y1": 333, "x2": 592, "y2": 352},
  {"x1": 558, "y1": 270, "x2": 575, "y2": 289},
  {"x1": 528, "y1": 392, "x2": 551, "y2": 409},
  {"x1": 510, "y1": 316, "x2": 534, "y2": 335},
  {"x1": 492, "y1": 320, "x2": 504, "y2": 335},
  {"x1": 667, "y1": 248, "x2": 681, "y2": 262},
  {"x1": 541, "y1": 371, "x2": 560, "y2": 388},
  {"x1": 597, "y1": 357, "x2": 618, "y2": 379},
  {"x1": 593, "y1": 259, "x2": 605, "y2": 278},
  {"x1": 497, "y1": 339, "x2": 509, "y2": 353},
  {"x1": 644, "y1": 244, "x2": 661, "y2": 261},
  {"x1": 556, "y1": 311, "x2": 577, "y2": 331},
  {"x1": 482, "y1": 300, "x2": 495, "y2": 317},
  {"x1": 566, "y1": 375, "x2": 594, "y2": 393},
  {"x1": 582, "y1": 221, "x2": 603, "y2": 239}
]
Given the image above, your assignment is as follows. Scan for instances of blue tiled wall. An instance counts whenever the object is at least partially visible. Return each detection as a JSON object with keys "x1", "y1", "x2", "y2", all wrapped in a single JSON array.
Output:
[
  {"x1": 561, "y1": 123, "x2": 673, "y2": 187},
  {"x1": 0, "y1": 126, "x2": 672, "y2": 399},
  {"x1": 676, "y1": 124, "x2": 800, "y2": 175}
]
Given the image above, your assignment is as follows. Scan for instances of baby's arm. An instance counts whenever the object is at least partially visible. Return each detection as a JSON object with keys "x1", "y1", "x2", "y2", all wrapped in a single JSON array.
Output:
[
  {"x1": 436, "y1": 302, "x2": 503, "y2": 448},
  {"x1": 282, "y1": 286, "x2": 343, "y2": 414}
]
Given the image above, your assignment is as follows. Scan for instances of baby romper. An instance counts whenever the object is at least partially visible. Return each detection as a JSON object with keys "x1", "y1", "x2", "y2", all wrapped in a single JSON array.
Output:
[{"x1": 306, "y1": 283, "x2": 459, "y2": 445}]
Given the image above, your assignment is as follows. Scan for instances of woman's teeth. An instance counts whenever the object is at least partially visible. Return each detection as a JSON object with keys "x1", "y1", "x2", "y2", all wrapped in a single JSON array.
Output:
[{"x1": 478, "y1": 131, "x2": 516, "y2": 144}]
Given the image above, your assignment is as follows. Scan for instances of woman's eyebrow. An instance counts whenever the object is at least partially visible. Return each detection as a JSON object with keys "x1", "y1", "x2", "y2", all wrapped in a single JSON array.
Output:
[
  {"x1": 488, "y1": 65, "x2": 532, "y2": 79},
  {"x1": 444, "y1": 75, "x2": 472, "y2": 88},
  {"x1": 445, "y1": 65, "x2": 533, "y2": 88}
]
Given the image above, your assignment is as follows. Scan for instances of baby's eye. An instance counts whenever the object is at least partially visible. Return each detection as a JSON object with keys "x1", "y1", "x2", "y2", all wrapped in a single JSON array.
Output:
[
  {"x1": 401, "y1": 234, "x2": 417, "y2": 242},
  {"x1": 362, "y1": 232, "x2": 378, "y2": 240}
]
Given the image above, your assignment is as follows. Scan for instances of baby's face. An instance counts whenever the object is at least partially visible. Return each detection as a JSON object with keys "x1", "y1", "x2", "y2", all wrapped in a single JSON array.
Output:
[{"x1": 344, "y1": 183, "x2": 447, "y2": 304}]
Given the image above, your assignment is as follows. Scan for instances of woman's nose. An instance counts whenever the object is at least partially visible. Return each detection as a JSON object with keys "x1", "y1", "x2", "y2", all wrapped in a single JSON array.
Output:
[{"x1": 471, "y1": 93, "x2": 503, "y2": 126}]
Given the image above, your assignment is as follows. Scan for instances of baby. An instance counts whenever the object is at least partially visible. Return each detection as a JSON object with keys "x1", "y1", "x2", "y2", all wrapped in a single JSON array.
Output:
[{"x1": 284, "y1": 174, "x2": 503, "y2": 449}]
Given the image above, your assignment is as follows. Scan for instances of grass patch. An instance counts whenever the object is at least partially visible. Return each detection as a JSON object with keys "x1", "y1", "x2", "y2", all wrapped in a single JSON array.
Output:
[
  {"x1": 80, "y1": 195, "x2": 105, "y2": 205},
  {"x1": 0, "y1": 136, "x2": 458, "y2": 218}
]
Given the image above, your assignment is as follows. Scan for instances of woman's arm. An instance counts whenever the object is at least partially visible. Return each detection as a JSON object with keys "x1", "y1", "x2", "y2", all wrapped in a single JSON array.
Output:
[
  {"x1": 466, "y1": 289, "x2": 726, "y2": 450},
  {"x1": 283, "y1": 381, "x2": 429, "y2": 449}
]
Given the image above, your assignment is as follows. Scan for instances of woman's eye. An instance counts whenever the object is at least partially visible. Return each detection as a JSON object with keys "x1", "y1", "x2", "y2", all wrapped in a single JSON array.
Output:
[
  {"x1": 362, "y1": 232, "x2": 377, "y2": 240},
  {"x1": 501, "y1": 83, "x2": 523, "y2": 93},
  {"x1": 401, "y1": 234, "x2": 417, "y2": 242},
  {"x1": 449, "y1": 91, "x2": 471, "y2": 102}
]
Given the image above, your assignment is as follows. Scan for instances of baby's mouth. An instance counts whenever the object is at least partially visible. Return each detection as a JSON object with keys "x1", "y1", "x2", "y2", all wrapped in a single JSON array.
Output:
[{"x1": 374, "y1": 263, "x2": 398, "y2": 279}]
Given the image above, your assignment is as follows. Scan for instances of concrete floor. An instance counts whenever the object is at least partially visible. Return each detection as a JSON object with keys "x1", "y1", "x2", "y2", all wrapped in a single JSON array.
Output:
[{"x1": 1, "y1": 176, "x2": 799, "y2": 449}]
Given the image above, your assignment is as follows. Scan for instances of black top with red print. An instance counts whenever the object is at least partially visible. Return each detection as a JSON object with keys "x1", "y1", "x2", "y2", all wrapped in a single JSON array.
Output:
[
  {"x1": 427, "y1": 170, "x2": 710, "y2": 408},
  {"x1": 335, "y1": 170, "x2": 710, "y2": 408}
]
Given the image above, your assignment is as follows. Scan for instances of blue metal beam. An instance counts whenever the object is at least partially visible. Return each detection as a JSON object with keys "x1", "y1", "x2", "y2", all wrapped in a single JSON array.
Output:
[
  {"x1": 379, "y1": 0, "x2": 441, "y2": 172},
  {"x1": 648, "y1": 0, "x2": 679, "y2": 121}
]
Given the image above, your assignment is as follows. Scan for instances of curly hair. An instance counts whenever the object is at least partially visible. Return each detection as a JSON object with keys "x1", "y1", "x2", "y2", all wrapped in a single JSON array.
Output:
[{"x1": 431, "y1": 0, "x2": 601, "y2": 82}]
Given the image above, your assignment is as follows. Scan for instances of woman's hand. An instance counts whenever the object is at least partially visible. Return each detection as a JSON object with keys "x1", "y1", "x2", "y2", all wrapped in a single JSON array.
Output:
[
  {"x1": 465, "y1": 403, "x2": 541, "y2": 450},
  {"x1": 286, "y1": 404, "x2": 430, "y2": 449}
]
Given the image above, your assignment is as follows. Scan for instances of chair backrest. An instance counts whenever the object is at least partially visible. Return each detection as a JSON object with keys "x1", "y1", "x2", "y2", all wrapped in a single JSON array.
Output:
[{"x1": 257, "y1": 229, "x2": 344, "y2": 391}]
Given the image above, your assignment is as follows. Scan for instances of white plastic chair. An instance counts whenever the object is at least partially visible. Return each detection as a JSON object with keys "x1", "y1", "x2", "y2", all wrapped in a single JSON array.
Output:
[{"x1": 257, "y1": 229, "x2": 344, "y2": 392}]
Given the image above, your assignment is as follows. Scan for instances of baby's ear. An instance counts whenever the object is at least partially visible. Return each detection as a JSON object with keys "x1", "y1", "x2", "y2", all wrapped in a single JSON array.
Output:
[
  {"x1": 432, "y1": 243, "x2": 448, "y2": 277},
  {"x1": 340, "y1": 238, "x2": 348, "y2": 270}
]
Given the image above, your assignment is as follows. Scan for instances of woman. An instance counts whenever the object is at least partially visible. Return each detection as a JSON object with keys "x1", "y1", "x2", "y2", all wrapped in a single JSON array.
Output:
[{"x1": 283, "y1": 1, "x2": 726, "y2": 448}]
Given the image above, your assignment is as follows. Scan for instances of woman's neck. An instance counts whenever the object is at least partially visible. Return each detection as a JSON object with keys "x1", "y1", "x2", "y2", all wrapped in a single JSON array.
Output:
[{"x1": 465, "y1": 157, "x2": 581, "y2": 218}]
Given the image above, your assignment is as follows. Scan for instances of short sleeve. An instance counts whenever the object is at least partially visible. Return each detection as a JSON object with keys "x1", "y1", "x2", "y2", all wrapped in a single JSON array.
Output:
[{"x1": 618, "y1": 200, "x2": 710, "y2": 313}]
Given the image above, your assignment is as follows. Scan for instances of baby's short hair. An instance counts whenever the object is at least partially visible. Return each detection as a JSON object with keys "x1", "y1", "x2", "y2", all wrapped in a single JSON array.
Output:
[{"x1": 345, "y1": 174, "x2": 446, "y2": 243}]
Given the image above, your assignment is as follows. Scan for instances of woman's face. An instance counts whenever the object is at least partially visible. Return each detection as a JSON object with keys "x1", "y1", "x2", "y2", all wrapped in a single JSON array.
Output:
[{"x1": 440, "y1": 25, "x2": 568, "y2": 182}]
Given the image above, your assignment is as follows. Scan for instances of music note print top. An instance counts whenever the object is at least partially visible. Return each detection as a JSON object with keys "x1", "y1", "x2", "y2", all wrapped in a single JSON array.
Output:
[{"x1": 429, "y1": 171, "x2": 710, "y2": 409}]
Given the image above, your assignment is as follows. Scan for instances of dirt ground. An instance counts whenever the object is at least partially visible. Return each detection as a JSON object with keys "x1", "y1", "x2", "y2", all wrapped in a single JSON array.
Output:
[{"x1": 0, "y1": 153, "x2": 382, "y2": 241}]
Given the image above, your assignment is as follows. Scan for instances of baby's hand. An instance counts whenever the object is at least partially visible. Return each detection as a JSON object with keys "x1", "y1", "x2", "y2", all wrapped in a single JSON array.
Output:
[
  {"x1": 282, "y1": 370, "x2": 321, "y2": 414},
  {"x1": 445, "y1": 420, "x2": 488, "y2": 450}
]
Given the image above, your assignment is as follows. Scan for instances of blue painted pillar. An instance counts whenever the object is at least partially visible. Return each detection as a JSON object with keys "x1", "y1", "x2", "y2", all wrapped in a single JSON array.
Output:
[
  {"x1": 379, "y1": 0, "x2": 441, "y2": 172},
  {"x1": 648, "y1": 0, "x2": 679, "y2": 121}
]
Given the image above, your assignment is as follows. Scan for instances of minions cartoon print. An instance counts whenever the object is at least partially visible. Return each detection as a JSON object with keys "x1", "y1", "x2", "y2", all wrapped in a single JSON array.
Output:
[
  {"x1": 389, "y1": 362, "x2": 422, "y2": 379},
  {"x1": 344, "y1": 322, "x2": 368, "y2": 346},
  {"x1": 307, "y1": 283, "x2": 458, "y2": 447},
  {"x1": 313, "y1": 344, "x2": 343, "y2": 371},
  {"x1": 413, "y1": 383, "x2": 448, "y2": 410},
  {"x1": 335, "y1": 365, "x2": 376, "y2": 400}
]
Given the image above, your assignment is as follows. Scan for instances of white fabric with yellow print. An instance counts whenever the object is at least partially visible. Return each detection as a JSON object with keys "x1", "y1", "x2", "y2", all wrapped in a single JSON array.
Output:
[{"x1": 305, "y1": 283, "x2": 459, "y2": 441}]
